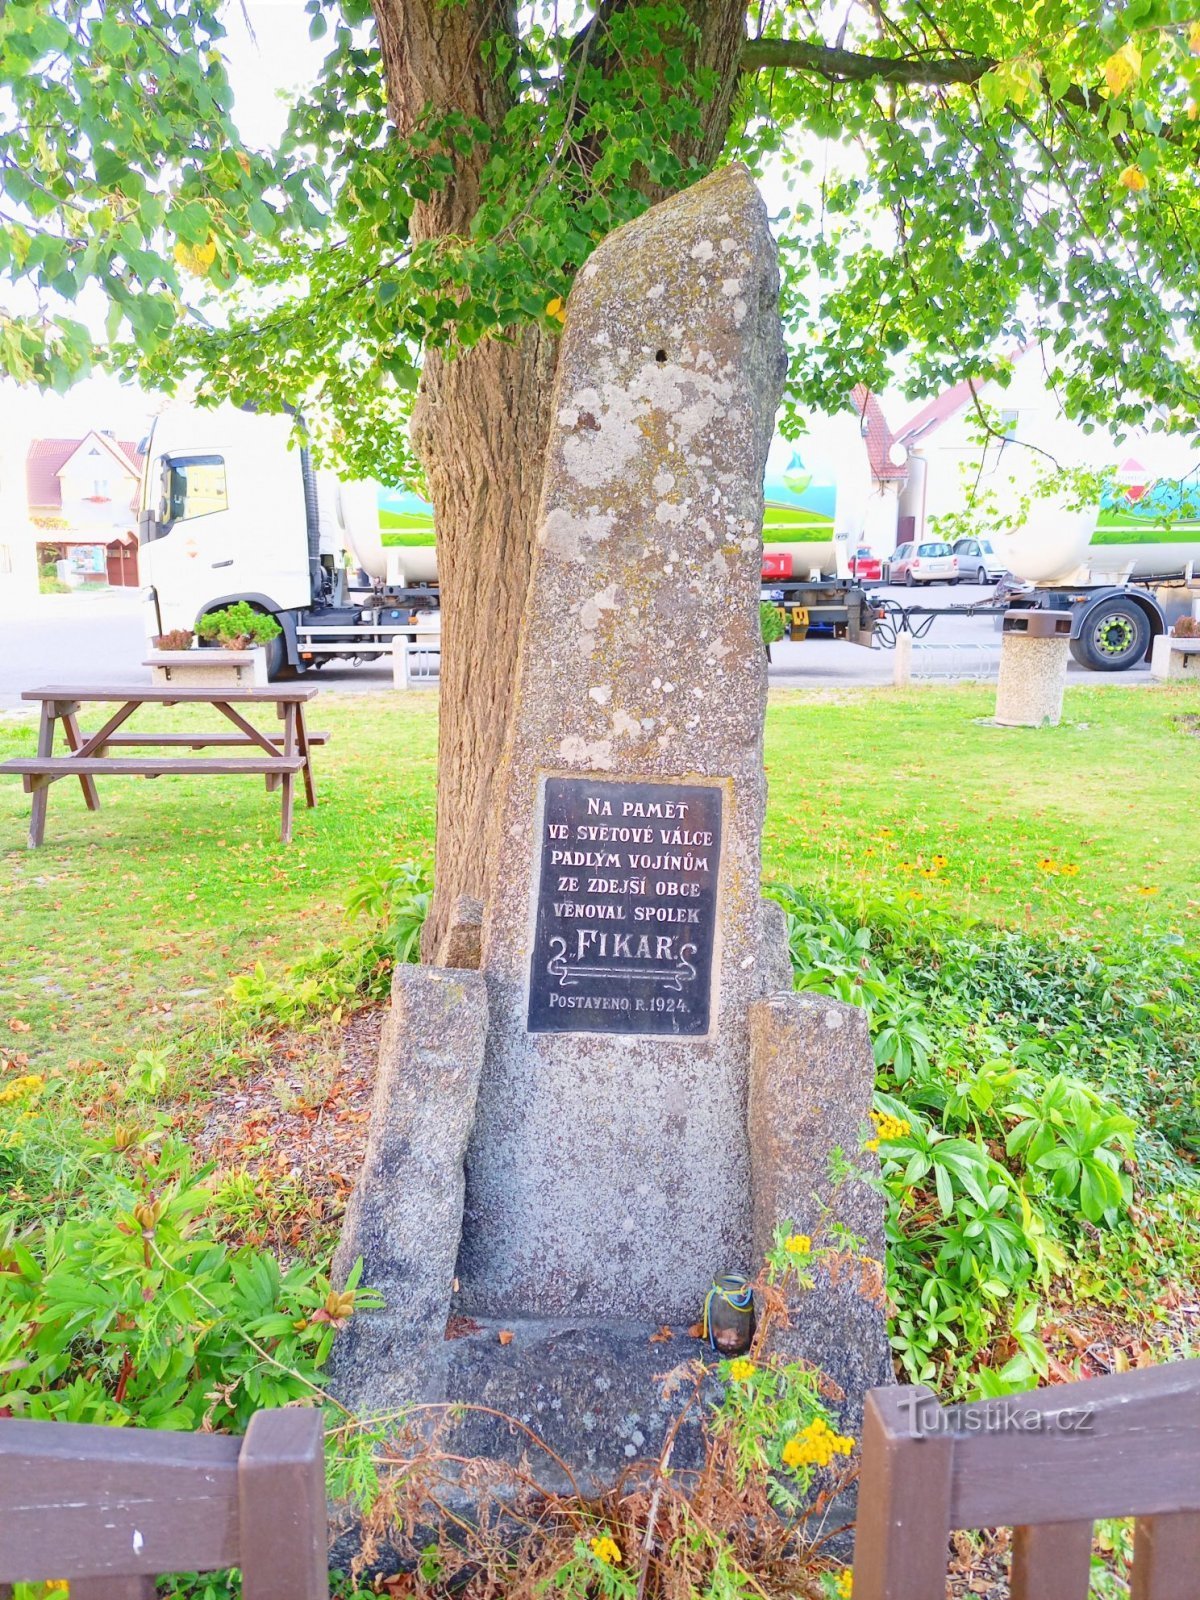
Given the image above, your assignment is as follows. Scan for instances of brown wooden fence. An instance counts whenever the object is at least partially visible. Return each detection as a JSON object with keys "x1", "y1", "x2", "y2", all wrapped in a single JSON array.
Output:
[
  {"x1": 0, "y1": 1408, "x2": 328, "y2": 1600},
  {"x1": 852, "y1": 1359, "x2": 1200, "y2": 1599}
]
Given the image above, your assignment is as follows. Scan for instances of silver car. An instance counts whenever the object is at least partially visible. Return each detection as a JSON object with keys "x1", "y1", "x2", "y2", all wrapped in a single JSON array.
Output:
[{"x1": 951, "y1": 536, "x2": 1007, "y2": 583}]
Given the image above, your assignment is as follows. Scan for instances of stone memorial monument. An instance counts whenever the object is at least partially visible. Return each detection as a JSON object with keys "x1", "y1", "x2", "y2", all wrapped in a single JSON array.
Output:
[{"x1": 332, "y1": 163, "x2": 889, "y2": 1496}]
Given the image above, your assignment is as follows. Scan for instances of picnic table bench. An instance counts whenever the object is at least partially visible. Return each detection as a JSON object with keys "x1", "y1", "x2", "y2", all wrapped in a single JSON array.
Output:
[{"x1": 0, "y1": 685, "x2": 323, "y2": 848}]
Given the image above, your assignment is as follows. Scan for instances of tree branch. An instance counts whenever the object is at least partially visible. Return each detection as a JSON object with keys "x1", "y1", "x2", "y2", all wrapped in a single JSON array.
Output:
[{"x1": 740, "y1": 36, "x2": 995, "y2": 85}]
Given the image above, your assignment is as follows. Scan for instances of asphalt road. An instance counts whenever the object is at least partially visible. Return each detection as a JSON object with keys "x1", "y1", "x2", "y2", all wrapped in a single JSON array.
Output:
[{"x1": 0, "y1": 582, "x2": 1150, "y2": 712}]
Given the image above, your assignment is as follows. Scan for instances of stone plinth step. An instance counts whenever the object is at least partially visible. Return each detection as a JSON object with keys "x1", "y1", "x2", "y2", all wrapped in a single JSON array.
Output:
[{"x1": 441, "y1": 1316, "x2": 716, "y2": 1493}]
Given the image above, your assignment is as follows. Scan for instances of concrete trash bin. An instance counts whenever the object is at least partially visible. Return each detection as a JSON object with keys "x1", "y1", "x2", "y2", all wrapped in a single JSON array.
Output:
[{"x1": 994, "y1": 610, "x2": 1072, "y2": 727}]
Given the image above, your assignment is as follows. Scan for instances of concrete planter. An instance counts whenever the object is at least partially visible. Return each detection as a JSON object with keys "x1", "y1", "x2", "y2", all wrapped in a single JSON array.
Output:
[
  {"x1": 1151, "y1": 634, "x2": 1200, "y2": 680},
  {"x1": 145, "y1": 647, "x2": 267, "y2": 688}
]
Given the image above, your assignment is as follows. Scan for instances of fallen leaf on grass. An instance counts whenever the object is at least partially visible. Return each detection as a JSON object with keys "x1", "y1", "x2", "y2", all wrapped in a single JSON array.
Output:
[{"x1": 7, "y1": 1020, "x2": 31, "y2": 1034}]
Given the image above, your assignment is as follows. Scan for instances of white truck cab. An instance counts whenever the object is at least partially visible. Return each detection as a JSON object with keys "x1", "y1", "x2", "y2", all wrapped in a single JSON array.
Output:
[{"x1": 137, "y1": 403, "x2": 438, "y2": 677}]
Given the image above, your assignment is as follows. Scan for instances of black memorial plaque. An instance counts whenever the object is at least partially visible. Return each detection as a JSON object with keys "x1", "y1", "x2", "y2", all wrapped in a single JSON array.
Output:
[{"x1": 527, "y1": 776, "x2": 723, "y2": 1036}]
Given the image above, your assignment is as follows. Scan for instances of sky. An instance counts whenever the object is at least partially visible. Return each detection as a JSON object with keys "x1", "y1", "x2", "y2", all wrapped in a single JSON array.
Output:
[{"x1": 2, "y1": 0, "x2": 322, "y2": 445}]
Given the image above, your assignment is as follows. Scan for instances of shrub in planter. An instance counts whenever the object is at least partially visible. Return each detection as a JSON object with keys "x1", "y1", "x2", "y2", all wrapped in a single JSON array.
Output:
[
  {"x1": 1171, "y1": 616, "x2": 1199, "y2": 639},
  {"x1": 197, "y1": 602, "x2": 282, "y2": 651},
  {"x1": 760, "y1": 601, "x2": 786, "y2": 649}
]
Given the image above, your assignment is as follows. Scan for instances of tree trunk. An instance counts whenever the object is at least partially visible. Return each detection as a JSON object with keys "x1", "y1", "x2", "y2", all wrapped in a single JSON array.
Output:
[
  {"x1": 371, "y1": 0, "x2": 753, "y2": 959},
  {"x1": 411, "y1": 329, "x2": 558, "y2": 959}
]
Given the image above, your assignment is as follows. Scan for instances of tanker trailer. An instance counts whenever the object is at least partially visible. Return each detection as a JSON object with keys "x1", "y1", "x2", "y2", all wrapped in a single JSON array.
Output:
[{"x1": 759, "y1": 415, "x2": 880, "y2": 647}]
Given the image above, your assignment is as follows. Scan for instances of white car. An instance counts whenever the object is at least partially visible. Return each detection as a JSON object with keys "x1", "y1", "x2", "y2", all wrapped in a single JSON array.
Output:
[
  {"x1": 951, "y1": 537, "x2": 1007, "y2": 583},
  {"x1": 884, "y1": 541, "x2": 959, "y2": 585}
]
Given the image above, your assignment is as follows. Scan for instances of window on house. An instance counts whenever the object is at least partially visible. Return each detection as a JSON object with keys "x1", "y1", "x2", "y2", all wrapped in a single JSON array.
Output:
[{"x1": 160, "y1": 455, "x2": 228, "y2": 527}]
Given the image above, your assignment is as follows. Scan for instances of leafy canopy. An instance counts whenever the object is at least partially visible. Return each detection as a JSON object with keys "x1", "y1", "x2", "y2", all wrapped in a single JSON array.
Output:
[{"x1": 3, "y1": 0, "x2": 1200, "y2": 478}]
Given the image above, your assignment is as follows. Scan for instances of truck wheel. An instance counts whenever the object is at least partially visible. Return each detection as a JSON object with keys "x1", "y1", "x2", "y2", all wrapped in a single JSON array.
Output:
[
  {"x1": 263, "y1": 632, "x2": 293, "y2": 681},
  {"x1": 1071, "y1": 597, "x2": 1151, "y2": 672}
]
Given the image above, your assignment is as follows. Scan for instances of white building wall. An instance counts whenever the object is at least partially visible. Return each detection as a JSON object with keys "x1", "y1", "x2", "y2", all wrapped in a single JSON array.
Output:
[{"x1": 897, "y1": 355, "x2": 1196, "y2": 545}]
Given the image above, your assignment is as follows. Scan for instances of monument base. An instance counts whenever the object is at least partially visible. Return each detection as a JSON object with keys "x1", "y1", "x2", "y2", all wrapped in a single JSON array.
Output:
[{"x1": 443, "y1": 1316, "x2": 715, "y2": 1492}]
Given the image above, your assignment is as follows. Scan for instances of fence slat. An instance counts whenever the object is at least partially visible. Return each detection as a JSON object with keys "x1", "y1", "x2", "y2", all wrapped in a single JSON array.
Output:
[
  {"x1": 1130, "y1": 1511, "x2": 1200, "y2": 1600},
  {"x1": 238, "y1": 1409, "x2": 329, "y2": 1600},
  {"x1": 854, "y1": 1365, "x2": 1200, "y2": 1596},
  {"x1": 1010, "y1": 1521, "x2": 1092, "y2": 1600},
  {"x1": 71, "y1": 1577, "x2": 158, "y2": 1600},
  {"x1": 946, "y1": 1359, "x2": 1200, "y2": 1529},
  {"x1": 851, "y1": 1386, "x2": 955, "y2": 1600},
  {"x1": 0, "y1": 1419, "x2": 241, "y2": 1582}
]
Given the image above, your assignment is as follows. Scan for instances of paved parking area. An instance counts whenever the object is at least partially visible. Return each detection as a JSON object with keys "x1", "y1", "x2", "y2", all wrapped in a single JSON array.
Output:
[{"x1": 0, "y1": 582, "x2": 1151, "y2": 712}]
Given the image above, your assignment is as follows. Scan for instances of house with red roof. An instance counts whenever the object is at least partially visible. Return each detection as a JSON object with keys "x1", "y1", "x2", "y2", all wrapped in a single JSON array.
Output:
[
  {"x1": 885, "y1": 345, "x2": 1144, "y2": 550},
  {"x1": 25, "y1": 431, "x2": 145, "y2": 585},
  {"x1": 852, "y1": 384, "x2": 909, "y2": 553}
]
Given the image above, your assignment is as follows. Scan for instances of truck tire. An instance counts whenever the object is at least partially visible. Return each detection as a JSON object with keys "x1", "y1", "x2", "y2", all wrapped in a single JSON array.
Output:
[
  {"x1": 1070, "y1": 596, "x2": 1151, "y2": 672},
  {"x1": 263, "y1": 632, "x2": 291, "y2": 681}
]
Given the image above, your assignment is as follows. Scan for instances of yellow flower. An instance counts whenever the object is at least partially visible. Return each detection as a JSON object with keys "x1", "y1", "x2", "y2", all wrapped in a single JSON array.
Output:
[
  {"x1": 728, "y1": 1357, "x2": 756, "y2": 1382},
  {"x1": 545, "y1": 296, "x2": 566, "y2": 323},
  {"x1": 589, "y1": 1535, "x2": 621, "y2": 1566},
  {"x1": 1037, "y1": 857, "x2": 1059, "y2": 874},
  {"x1": 45, "y1": 1585, "x2": 69, "y2": 1596},
  {"x1": 1137, "y1": 885, "x2": 1159, "y2": 896},
  {"x1": 0, "y1": 1073, "x2": 44, "y2": 1105},
  {"x1": 1189, "y1": 19, "x2": 1200, "y2": 54},
  {"x1": 785, "y1": 1233, "x2": 812, "y2": 1256},
  {"x1": 869, "y1": 1111, "x2": 911, "y2": 1147},
  {"x1": 1060, "y1": 863, "x2": 1081, "y2": 877},
  {"x1": 1119, "y1": 165, "x2": 1148, "y2": 192},
  {"x1": 782, "y1": 1418, "x2": 855, "y2": 1470},
  {"x1": 1104, "y1": 42, "x2": 1141, "y2": 97},
  {"x1": 834, "y1": 1571, "x2": 853, "y2": 1599},
  {"x1": 931, "y1": 854, "x2": 948, "y2": 869}
]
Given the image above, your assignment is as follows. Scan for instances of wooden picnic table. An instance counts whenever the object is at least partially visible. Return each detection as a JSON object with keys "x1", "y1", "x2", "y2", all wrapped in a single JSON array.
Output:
[{"x1": 0, "y1": 685, "x2": 323, "y2": 848}]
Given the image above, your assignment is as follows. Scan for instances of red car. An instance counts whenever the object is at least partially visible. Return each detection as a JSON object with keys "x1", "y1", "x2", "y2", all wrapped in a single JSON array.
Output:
[{"x1": 848, "y1": 546, "x2": 883, "y2": 582}]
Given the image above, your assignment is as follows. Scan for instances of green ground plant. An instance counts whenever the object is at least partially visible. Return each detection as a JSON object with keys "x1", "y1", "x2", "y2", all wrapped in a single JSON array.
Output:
[
  {"x1": 769, "y1": 883, "x2": 1199, "y2": 1396},
  {"x1": 1, "y1": 1129, "x2": 378, "y2": 1430}
]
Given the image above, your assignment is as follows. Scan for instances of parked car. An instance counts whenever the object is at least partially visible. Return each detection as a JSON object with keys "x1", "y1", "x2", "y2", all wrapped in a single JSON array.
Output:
[
  {"x1": 951, "y1": 536, "x2": 1007, "y2": 583},
  {"x1": 883, "y1": 541, "x2": 959, "y2": 585},
  {"x1": 848, "y1": 545, "x2": 883, "y2": 581}
]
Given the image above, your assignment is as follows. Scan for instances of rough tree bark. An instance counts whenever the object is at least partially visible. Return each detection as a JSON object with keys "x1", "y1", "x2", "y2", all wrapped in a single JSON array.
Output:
[{"x1": 371, "y1": 0, "x2": 752, "y2": 960}]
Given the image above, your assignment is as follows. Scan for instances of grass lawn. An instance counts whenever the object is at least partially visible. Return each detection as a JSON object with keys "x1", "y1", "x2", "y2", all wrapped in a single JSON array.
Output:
[
  {"x1": 1, "y1": 681, "x2": 1196, "y2": 1079},
  {"x1": 0, "y1": 681, "x2": 1196, "y2": 1081}
]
